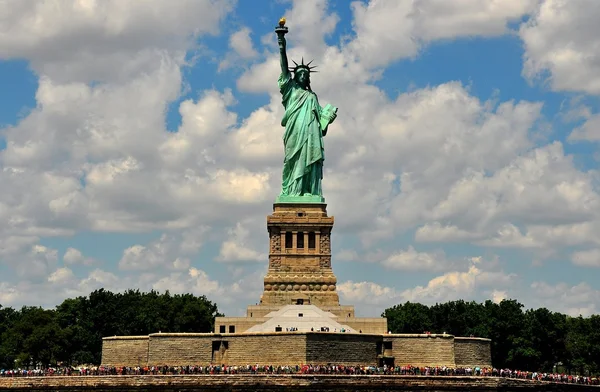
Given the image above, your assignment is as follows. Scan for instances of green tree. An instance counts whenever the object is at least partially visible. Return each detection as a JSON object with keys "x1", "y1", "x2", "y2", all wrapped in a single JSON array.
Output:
[
  {"x1": 522, "y1": 308, "x2": 567, "y2": 372},
  {"x1": 0, "y1": 305, "x2": 18, "y2": 368},
  {"x1": 565, "y1": 315, "x2": 600, "y2": 375},
  {"x1": 55, "y1": 297, "x2": 97, "y2": 365},
  {"x1": 382, "y1": 302, "x2": 432, "y2": 333},
  {"x1": 429, "y1": 300, "x2": 491, "y2": 337},
  {"x1": 1, "y1": 307, "x2": 63, "y2": 368},
  {"x1": 53, "y1": 289, "x2": 222, "y2": 364}
]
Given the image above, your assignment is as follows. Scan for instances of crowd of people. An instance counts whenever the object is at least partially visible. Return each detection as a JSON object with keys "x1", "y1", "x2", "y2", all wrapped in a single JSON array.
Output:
[{"x1": 1, "y1": 364, "x2": 598, "y2": 385}]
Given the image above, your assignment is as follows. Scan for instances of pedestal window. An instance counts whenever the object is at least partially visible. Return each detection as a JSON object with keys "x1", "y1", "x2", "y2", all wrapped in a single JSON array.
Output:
[
  {"x1": 297, "y1": 232, "x2": 304, "y2": 249},
  {"x1": 308, "y1": 232, "x2": 316, "y2": 249}
]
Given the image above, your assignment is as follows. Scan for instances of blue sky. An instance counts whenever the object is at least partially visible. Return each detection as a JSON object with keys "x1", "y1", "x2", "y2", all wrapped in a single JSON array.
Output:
[{"x1": 1, "y1": 0, "x2": 599, "y2": 317}]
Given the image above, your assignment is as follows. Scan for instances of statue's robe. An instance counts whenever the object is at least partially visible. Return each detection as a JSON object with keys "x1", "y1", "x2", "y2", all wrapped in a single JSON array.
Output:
[{"x1": 278, "y1": 72, "x2": 330, "y2": 196}]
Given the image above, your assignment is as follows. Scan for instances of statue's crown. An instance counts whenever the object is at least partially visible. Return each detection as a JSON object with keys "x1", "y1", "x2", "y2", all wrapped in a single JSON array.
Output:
[{"x1": 290, "y1": 57, "x2": 318, "y2": 73}]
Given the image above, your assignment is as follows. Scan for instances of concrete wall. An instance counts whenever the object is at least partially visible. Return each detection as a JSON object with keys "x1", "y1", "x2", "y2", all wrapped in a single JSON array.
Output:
[
  {"x1": 245, "y1": 305, "x2": 282, "y2": 318},
  {"x1": 244, "y1": 305, "x2": 358, "y2": 319},
  {"x1": 146, "y1": 332, "x2": 306, "y2": 366},
  {"x1": 214, "y1": 317, "x2": 266, "y2": 333},
  {"x1": 344, "y1": 318, "x2": 388, "y2": 334},
  {"x1": 224, "y1": 333, "x2": 306, "y2": 365},
  {"x1": 389, "y1": 334, "x2": 456, "y2": 367},
  {"x1": 101, "y1": 336, "x2": 148, "y2": 367},
  {"x1": 320, "y1": 305, "x2": 356, "y2": 318},
  {"x1": 306, "y1": 333, "x2": 379, "y2": 366},
  {"x1": 148, "y1": 333, "x2": 213, "y2": 366},
  {"x1": 102, "y1": 332, "x2": 491, "y2": 369},
  {"x1": 454, "y1": 337, "x2": 492, "y2": 368}
]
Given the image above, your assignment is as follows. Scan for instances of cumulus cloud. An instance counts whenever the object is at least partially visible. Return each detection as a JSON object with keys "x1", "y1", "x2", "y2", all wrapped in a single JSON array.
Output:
[
  {"x1": 530, "y1": 281, "x2": 600, "y2": 317},
  {"x1": 1, "y1": 0, "x2": 599, "y2": 319},
  {"x1": 219, "y1": 27, "x2": 259, "y2": 71},
  {"x1": 14, "y1": 244, "x2": 59, "y2": 281},
  {"x1": 153, "y1": 268, "x2": 223, "y2": 297},
  {"x1": 415, "y1": 223, "x2": 482, "y2": 243},
  {"x1": 119, "y1": 227, "x2": 209, "y2": 271},
  {"x1": 0, "y1": 0, "x2": 235, "y2": 83},
  {"x1": 568, "y1": 113, "x2": 600, "y2": 142},
  {"x1": 217, "y1": 222, "x2": 267, "y2": 263},
  {"x1": 520, "y1": 0, "x2": 600, "y2": 95},
  {"x1": 571, "y1": 249, "x2": 600, "y2": 268},
  {"x1": 63, "y1": 247, "x2": 94, "y2": 266},
  {"x1": 399, "y1": 257, "x2": 516, "y2": 304},
  {"x1": 338, "y1": 281, "x2": 402, "y2": 307},
  {"x1": 48, "y1": 267, "x2": 77, "y2": 285},
  {"x1": 348, "y1": 0, "x2": 537, "y2": 69},
  {"x1": 0, "y1": 264, "x2": 257, "y2": 312},
  {"x1": 339, "y1": 256, "x2": 515, "y2": 315},
  {"x1": 380, "y1": 246, "x2": 447, "y2": 271}
]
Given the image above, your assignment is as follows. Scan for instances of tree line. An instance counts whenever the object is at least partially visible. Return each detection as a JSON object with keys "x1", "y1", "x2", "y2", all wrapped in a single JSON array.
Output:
[
  {"x1": 383, "y1": 299, "x2": 600, "y2": 375},
  {"x1": 0, "y1": 289, "x2": 221, "y2": 369},
  {"x1": 0, "y1": 291, "x2": 598, "y2": 375}
]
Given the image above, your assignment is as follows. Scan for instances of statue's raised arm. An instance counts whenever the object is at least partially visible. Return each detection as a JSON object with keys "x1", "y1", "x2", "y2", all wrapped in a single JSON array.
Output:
[{"x1": 276, "y1": 18, "x2": 289, "y2": 78}]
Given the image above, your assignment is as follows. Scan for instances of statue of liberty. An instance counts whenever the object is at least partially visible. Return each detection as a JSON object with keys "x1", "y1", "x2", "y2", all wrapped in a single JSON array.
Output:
[{"x1": 275, "y1": 18, "x2": 338, "y2": 203}]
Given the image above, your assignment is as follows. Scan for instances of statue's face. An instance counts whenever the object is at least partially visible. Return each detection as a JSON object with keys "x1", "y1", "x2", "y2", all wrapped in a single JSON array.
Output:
[{"x1": 296, "y1": 70, "x2": 310, "y2": 88}]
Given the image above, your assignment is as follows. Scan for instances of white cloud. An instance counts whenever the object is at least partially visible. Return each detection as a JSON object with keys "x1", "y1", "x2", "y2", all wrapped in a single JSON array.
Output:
[
  {"x1": 491, "y1": 290, "x2": 507, "y2": 304},
  {"x1": 411, "y1": 0, "x2": 538, "y2": 40},
  {"x1": 1, "y1": 0, "x2": 599, "y2": 322},
  {"x1": 571, "y1": 249, "x2": 600, "y2": 268},
  {"x1": 48, "y1": 267, "x2": 77, "y2": 285},
  {"x1": 153, "y1": 268, "x2": 223, "y2": 297},
  {"x1": 0, "y1": 268, "x2": 122, "y2": 308},
  {"x1": 336, "y1": 249, "x2": 360, "y2": 262},
  {"x1": 278, "y1": 0, "x2": 340, "y2": 54},
  {"x1": 348, "y1": 0, "x2": 537, "y2": 69},
  {"x1": 381, "y1": 246, "x2": 446, "y2": 271},
  {"x1": 520, "y1": 0, "x2": 600, "y2": 95},
  {"x1": 217, "y1": 222, "x2": 266, "y2": 263},
  {"x1": 400, "y1": 264, "x2": 515, "y2": 305},
  {"x1": 119, "y1": 227, "x2": 208, "y2": 271},
  {"x1": 0, "y1": 0, "x2": 235, "y2": 83},
  {"x1": 339, "y1": 256, "x2": 515, "y2": 315},
  {"x1": 415, "y1": 223, "x2": 482, "y2": 243},
  {"x1": 0, "y1": 265, "x2": 257, "y2": 313},
  {"x1": 218, "y1": 27, "x2": 259, "y2": 71},
  {"x1": 568, "y1": 113, "x2": 600, "y2": 142},
  {"x1": 63, "y1": 247, "x2": 94, "y2": 266},
  {"x1": 230, "y1": 27, "x2": 258, "y2": 59},
  {"x1": 530, "y1": 281, "x2": 600, "y2": 317},
  {"x1": 338, "y1": 281, "x2": 402, "y2": 307},
  {"x1": 16, "y1": 244, "x2": 59, "y2": 281}
]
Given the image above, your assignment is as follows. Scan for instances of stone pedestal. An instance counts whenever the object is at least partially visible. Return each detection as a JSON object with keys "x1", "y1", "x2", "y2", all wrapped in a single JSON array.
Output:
[
  {"x1": 260, "y1": 203, "x2": 339, "y2": 307},
  {"x1": 212, "y1": 201, "x2": 388, "y2": 334}
]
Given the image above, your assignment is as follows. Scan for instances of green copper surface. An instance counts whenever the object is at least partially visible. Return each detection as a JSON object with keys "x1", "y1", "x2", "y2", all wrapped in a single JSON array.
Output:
[
  {"x1": 275, "y1": 22, "x2": 337, "y2": 202},
  {"x1": 275, "y1": 194, "x2": 325, "y2": 204}
]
